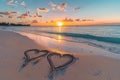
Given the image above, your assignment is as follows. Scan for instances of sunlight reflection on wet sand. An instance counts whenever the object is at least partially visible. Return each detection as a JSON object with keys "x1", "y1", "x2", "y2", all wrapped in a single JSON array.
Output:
[{"x1": 18, "y1": 32, "x2": 120, "y2": 59}]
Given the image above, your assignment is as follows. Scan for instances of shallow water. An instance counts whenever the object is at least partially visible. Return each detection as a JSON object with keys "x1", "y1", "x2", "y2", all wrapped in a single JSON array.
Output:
[{"x1": 1, "y1": 26, "x2": 120, "y2": 58}]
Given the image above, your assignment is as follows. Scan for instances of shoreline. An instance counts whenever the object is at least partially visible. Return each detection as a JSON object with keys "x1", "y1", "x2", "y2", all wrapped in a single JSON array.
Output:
[
  {"x1": 15, "y1": 31, "x2": 120, "y2": 60},
  {"x1": 1, "y1": 26, "x2": 120, "y2": 59},
  {"x1": 0, "y1": 30, "x2": 120, "y2": 80}
]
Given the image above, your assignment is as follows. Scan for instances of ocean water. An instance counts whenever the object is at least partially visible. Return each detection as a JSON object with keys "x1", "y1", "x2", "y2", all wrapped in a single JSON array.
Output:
[{"x1": 1, "y1": 26, "x2": 120, "y2": 57}]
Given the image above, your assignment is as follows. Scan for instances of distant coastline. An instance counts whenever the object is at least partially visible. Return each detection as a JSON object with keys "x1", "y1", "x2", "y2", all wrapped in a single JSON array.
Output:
[
  {"x1": 0, "y1": 22, "x2": 30, "y2": 26},
  {"x1": 0, "y1": 22, "x2": 120, "y2": 27}
]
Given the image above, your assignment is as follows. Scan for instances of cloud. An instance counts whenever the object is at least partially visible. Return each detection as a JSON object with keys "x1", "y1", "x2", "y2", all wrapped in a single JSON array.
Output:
[
  {"x1": 50, "y1": 2, "x2": 67, "y2": 11},
  {"x1": 10, "y1": 11, "x2": 19, "y2": 15},
  {"x1": 8, "y1": 15, "x2": 14, "y2": 18},
  {"x1": 18, "y1": 15, "x2": 26, "y2": 19},
  {"x1": 75, "y1": 19, "x2": 80, "y2": 21},
  {"x1": 7, "y1": 0, "x2": 17, "y2": 6},
  {"x1": 37, "y1": 15, "x2": 42, "y2": 17},
  {"x1": 7, "y1": 0, "x2": 14, "y2": 5},
  {"x1": 35, "y1": 13, "x2": 42, "y2": 18},
  {"x1": 0, "y1": 12, "x2": 9, "y2": 15},
  {"x1": 0, "y1": 11, "x2": 19, "y2": 16},
  {"x1": 73, "y1": 7, "x2": 80, "y2": 11},
  {"x1": 50, "y1": 2, "x2": 57, "y2": 10},
  {"x1": 57, "y1": 2, "x2": 67, "y2": 11},
  {"x1": 63, "y1": 18, "x2": 74, "y2": 22},
  {"x1": 22, "y1": 12, "x2": 28, "y2": 16},
  {"x1": 36, "y1": 8, "x2": 49, "y2": 17},
  {"x1": 82, "y1": 19, "x2": 94, "y2": 21},
  {"x1": 29, "y1": 12, "x2": 42, "y2": 18},
  {"x1": 7, "y1": 0, "x2": 27, "y2": 8},
  {"x1": 18, "y1": 11, "x2": 42, "y2": 19},
  {"x1": 29, "y1": 13, "x2": 37, "y2": 18},
  {"x1": 14, "y1": 0, "x2": 18, "y2": 4},
  {"x1": 20, "y1": 1, "x2": 26, "y2": 7},
  {"x1": 18, "y1": 12, "x2": 28, "y2": 19},
  {"x1": 0, "y1": 11, "x2": 19, "y2": 19},
  {"x1": 37, "y1": 8, "x2": 49, "y2": 13},
  {"x1": 50, "y1": 2, "x2": 57, "y2": 7},
  {"x1": 32, "y1": 20, "x2": 39, "y2": 23},
  {"x1": 0, "y1": 15, "x2": 5, "y2": 18},
  {"x1": 74, "y1": 18, "x2": 94, "y2": 22}
]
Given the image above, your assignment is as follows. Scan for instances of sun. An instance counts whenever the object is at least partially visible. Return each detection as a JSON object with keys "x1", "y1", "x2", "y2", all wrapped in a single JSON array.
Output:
[{"x1": 57, "y1": 21, "x2": 63, "y2": 27}]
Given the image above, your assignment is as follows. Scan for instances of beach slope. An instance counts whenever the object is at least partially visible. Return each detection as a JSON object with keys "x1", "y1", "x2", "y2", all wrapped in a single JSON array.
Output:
[{"x1": 0, "y1": 31, "x2": 120, "y2": 80}]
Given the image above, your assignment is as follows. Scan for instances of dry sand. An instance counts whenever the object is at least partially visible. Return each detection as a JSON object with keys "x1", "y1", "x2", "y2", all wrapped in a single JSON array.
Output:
[{"x1": 0, "y1": 30, "x2": 120, "y2": 80}]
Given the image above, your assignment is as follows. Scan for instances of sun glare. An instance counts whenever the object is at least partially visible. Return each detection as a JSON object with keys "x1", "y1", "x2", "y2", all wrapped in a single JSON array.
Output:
[{"x1": 57, "y1": 21, "x2": 63, "y2": 27}]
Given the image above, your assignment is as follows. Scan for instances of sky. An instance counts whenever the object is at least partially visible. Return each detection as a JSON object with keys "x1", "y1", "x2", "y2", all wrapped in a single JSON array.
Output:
[{"x1": 0, "y1": 0, "x2": 120, "y2": 26}]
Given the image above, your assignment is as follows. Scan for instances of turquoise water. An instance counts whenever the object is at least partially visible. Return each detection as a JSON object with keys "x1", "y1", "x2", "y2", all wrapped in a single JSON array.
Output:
[{"x1": 1, "y1": 26, "x2": 120, "y2": 54}]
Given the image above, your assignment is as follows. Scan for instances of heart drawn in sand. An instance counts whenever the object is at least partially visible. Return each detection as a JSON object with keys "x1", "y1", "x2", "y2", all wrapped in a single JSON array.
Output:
[
  {"x1": 24, "y1": 49, "x2": 49, "y2": 62},
  {"x1": 47, "y1": 53, "x2": 75, "y2": 71}
]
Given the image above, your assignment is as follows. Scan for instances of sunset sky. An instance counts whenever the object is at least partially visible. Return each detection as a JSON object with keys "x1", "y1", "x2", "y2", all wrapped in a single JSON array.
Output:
[{"x1": 0, "y1": 0, "x2": 120, "y2": 26}]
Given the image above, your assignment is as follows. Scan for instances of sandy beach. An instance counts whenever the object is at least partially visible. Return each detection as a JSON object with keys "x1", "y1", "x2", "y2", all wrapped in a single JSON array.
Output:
[{"x1": 0, "y1": 30, "x2": 120, "y2": 80}]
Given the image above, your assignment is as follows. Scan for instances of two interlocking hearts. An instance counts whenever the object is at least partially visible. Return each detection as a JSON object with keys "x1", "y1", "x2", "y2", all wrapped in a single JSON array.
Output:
[{"x1": 22, "y1": 49, "x2": 76, "y2": 78}]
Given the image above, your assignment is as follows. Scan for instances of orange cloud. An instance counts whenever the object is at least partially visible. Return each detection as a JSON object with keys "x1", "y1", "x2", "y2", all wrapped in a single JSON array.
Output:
[
  {"x1": 18, "y1": 12, "x2": 28, "y2": 19},
  {"x1": 32, "y1": 20, "x2": 39, "y2": 23},
  {"x1": 8, "y1": 15, "x2": 14, "y2": 18}
]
